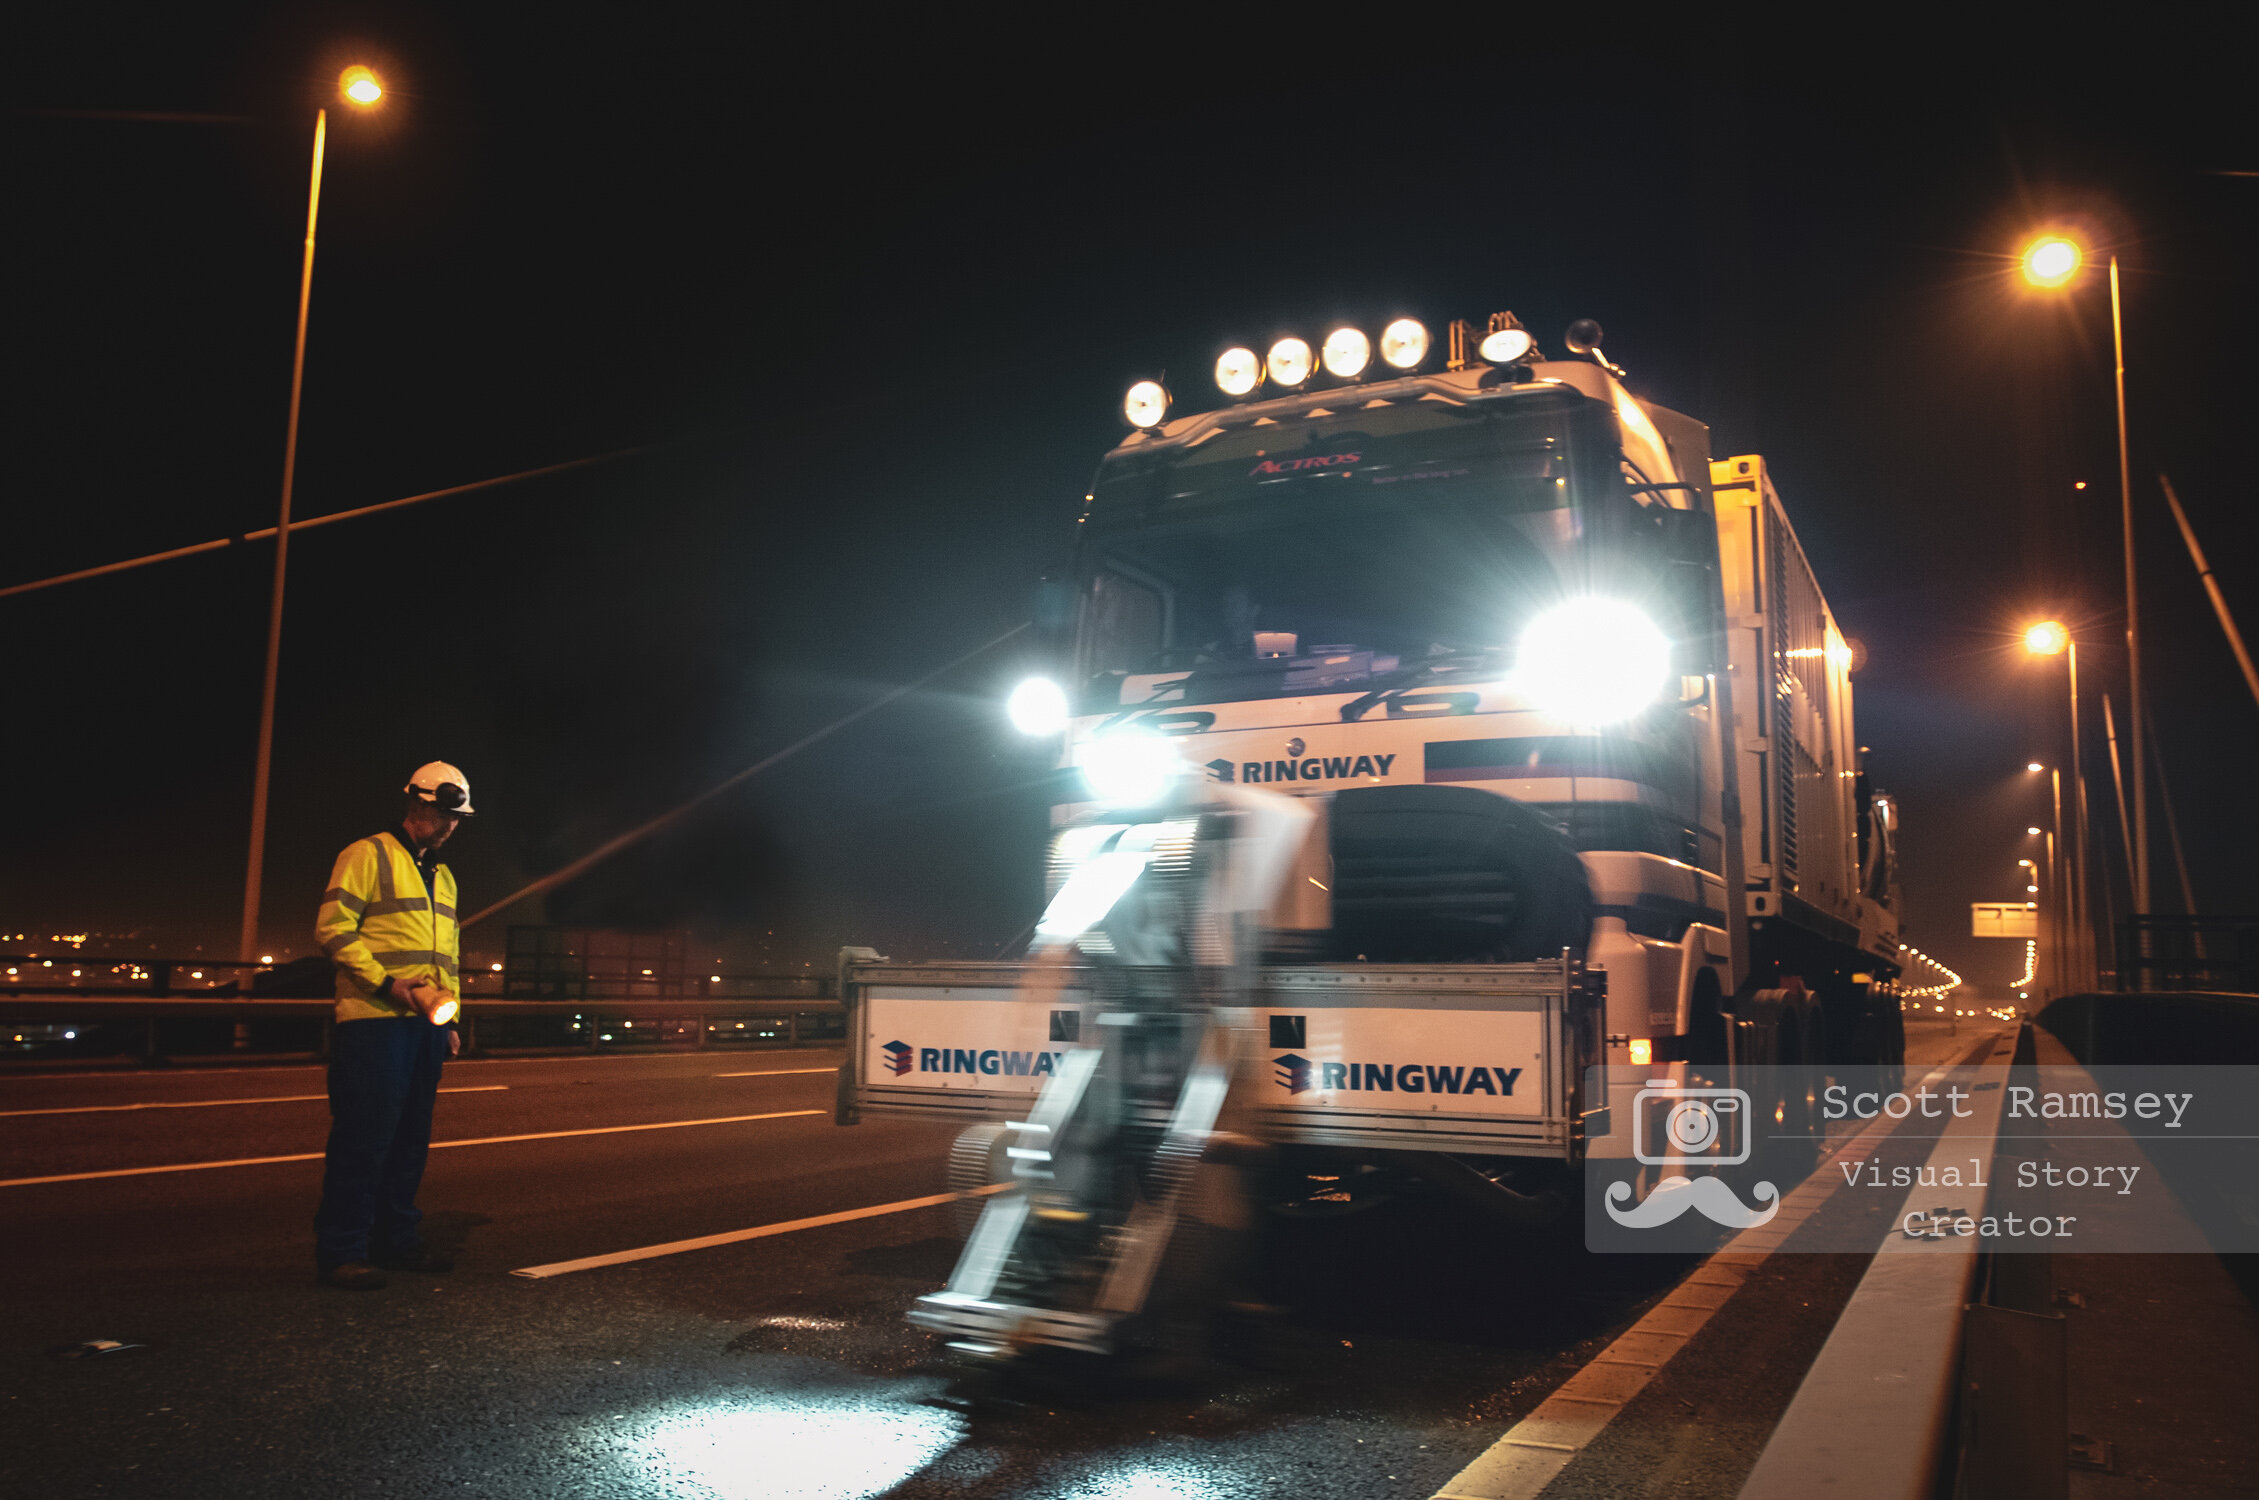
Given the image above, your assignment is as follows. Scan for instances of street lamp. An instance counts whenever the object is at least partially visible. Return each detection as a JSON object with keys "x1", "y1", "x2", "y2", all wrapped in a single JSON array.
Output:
[
  {"x1": 2022, "y1": 619, "x2": 2093, "y2": 988},
  {"x1": 2018, "y1": 231, "x2": 2146, "y2": 916},
  {"x1": 238, "y1": 65, "x2": 387, "y2": 965}
]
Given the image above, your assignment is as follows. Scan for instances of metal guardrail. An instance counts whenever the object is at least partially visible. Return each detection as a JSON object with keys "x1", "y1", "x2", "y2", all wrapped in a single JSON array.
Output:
[
  {"x1": 0, "y1": 954, "x2": 832, "y2": 1001},
  {"x1": 2114, "y1": 915, "x2": 2259, "y2": 993}
]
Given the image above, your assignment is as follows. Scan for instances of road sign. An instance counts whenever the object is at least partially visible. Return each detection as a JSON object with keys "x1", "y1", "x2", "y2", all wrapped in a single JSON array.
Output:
[{"x1": 1971, "y1": 902, "x2": 2038, "y2": 938}]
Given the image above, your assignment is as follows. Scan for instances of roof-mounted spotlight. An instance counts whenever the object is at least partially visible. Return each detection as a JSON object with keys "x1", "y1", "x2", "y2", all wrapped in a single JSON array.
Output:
[
  {"x1": 1214, "y1": 347, "x2": 1261, "y2": 399},
  {"x1": 1478, "y1": 311, "x2": 1535, "y2": 366},
  {"x1": 1122, "y1": 379, "x2": 1170, "y2": 431},
  {"x1": 1266, "y1": 337, "x2": 1313, "y2": 388},
  {"x1": 1321, "y1": 327, "x2": 1372, "y2": 379},
  {"x1": 1378, "y1": 318, "x2": 1430, "y2": 371},
  {"x1": 1565, "y1": 318, "x2": 1626, "y2": 377}
]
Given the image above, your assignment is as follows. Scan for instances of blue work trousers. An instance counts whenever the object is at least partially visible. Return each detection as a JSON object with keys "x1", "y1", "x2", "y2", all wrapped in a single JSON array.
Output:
[{"x1": 314, "y1": 1017, "x2": 449, "y2": 1266}]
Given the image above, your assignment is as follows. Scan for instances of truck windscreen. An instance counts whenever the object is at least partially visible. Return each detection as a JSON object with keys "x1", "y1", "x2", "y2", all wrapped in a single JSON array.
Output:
[{"x1": 1079, "y1": 396, "x2": 1592, "y2": 707}]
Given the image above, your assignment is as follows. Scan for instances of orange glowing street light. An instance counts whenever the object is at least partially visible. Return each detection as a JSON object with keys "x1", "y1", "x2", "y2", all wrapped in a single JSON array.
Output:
[
  {"x1": 2019, "y1": 227, "x2": 2147, "y2": 914},
  {"x1": 2021, "y1": 616, "x2": 2092, "y2": 987},
  {"x1": 2020, "y1": 236, "x2": 2081, "y2": 288},
  {"x1": 239, "y1": 62, "x2": 389, "y2": 966},
  {"x1": 340, "y1": 65, "x2": 384, "y2": 106}
]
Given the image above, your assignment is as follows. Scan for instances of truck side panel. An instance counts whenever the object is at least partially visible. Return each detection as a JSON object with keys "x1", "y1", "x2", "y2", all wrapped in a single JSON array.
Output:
[{"x1": 839, "y1": 959, "x2": 1598, "y2": 1158}]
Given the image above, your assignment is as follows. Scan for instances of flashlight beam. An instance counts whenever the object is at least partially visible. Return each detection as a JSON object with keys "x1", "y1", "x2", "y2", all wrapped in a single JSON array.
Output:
[
  {"x1": 462, "y1": 621, "x2": 1032, "y2": 928},
  {"x1": 0, "y1": 447, "x2": 647, "y2": 600},
  {"x1": 2159, "y1": 473, "x2": 2259, "y2": 717}
]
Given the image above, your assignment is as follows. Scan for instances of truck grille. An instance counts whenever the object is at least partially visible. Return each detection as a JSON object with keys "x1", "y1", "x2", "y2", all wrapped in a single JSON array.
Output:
[{"x1": 1327, "y1": 785, "x2": 1590, "y2": 962}]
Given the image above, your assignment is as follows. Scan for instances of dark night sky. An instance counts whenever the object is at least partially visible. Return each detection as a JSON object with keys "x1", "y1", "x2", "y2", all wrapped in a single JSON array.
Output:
[{"x1": 9, "y1": 7, "x2": 2257, "y2": 991}]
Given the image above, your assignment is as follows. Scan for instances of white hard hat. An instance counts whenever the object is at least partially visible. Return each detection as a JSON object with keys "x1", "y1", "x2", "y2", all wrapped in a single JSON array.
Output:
[{"x1": 405, "y1": 761, "x2": 474, "y2": 815}]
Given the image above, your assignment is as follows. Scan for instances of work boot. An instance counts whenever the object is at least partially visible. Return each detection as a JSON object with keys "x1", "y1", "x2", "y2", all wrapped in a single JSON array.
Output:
[
  {"x1": 320, "y1": 1262, "x2": 388, "y2": 1291},
  {"x1": 371, "y1": 1243, "x2": 454, "y2": 1273}
]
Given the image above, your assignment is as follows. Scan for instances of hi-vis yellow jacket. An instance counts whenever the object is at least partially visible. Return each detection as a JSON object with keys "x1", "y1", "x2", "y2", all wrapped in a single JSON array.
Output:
[{"x1": 315, "y1": 832, "x2": 461, "y2": 1023}]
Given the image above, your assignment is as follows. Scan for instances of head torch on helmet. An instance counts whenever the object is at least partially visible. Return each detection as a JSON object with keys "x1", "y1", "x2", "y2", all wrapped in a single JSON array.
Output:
[{"x1": 405, "y1": 761, "x2": 474, "y2": 816}]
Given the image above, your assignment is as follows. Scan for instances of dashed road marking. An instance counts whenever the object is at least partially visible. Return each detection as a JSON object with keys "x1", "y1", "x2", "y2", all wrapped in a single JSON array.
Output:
[
  {"x1": 511, "y1": 1184, "x2": 1010, "y2": 1278},
  {"x1": 712, "y1": 1067, "x2": 836, "y2": 1077}
]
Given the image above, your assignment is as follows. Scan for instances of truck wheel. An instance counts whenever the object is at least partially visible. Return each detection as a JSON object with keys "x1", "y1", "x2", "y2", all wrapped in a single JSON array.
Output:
[
  {"x1": 1686, "y1": 974, "x2": 1730, "y2": 1079},
  {"x1": 1765, "y1": 1009, "x2": 1823, "y2": 1182},
  {"x1": 947, "y1": 1122, "x2": 1012, "y2": 1237}
]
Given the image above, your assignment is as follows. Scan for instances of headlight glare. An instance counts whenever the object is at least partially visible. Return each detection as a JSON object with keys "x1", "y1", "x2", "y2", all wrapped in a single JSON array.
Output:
[
  {"x1": 1215, "y1": 347, "x2": 1260, "y2": 398},
  {"x1": 1266, "y1": 338, "x2": 1313, "y2": 388},
  {"x1": 1079, "y1": 727, "x2": 1182, "y2": 806},
  {"x1": 1122, "y1": 379, "x2": 1169, "y2": 430},
  {"x1": 1006, "y1": 677, "x2": 1070, "y2": 735},
  {"x1": 1517, "y1": 599, "x2": 1672, "y2": 723},
  {"x1": 1379, "y1": 318, "x2": 1430, "y2": 370},
  {"x1": 1321, "y1": 327, "x2": 1371, "y2": 378}
]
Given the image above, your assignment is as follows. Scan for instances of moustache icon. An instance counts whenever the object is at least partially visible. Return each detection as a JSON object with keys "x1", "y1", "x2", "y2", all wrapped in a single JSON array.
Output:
[{"x1": 1604, "y1": 1173, "x2": 1780, "y2": 1230}]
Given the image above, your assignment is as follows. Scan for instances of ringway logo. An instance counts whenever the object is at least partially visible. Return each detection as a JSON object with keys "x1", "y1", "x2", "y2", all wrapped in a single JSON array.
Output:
[
  {"x1": 882, "y1": 1041, "x2": 1067, "y2": 1079},
  {"x1": 1222, "y1": 752, "x2": 1397, "y2": 786},
  {"x1": 1272, "y1": 1053, "x2": 1523, "y2": 1097}
]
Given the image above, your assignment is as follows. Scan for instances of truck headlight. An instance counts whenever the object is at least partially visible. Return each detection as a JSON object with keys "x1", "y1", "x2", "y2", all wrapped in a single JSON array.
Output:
[
  {"x1": 1079, "y1": 727, "x2": 1181, "y2": 806},
  {"x1": 1379, "y1": 318, "x2": 1430, "y2": 370},
  {"x1": 1479, "y1": 326, "x2": 1534, "y2": 364},
  {"x1": 1006, "y1": 677, "x2": 1070, "y2": 735},
  {"x1": 1215, "y1": 346, "x2": 1261, "y2": 398},
  {"x1": 1518, "y1": 599, "x2": 1671, "y2": 723},
  {"x1": 1122, "y1": 380, "x2": 1169, "y2": 430},
  {"x1": 1266, "y1": 337, "x2": 1313, "y2": 388},
  {"x1": 1321, "y1": 327, "x2": 1371, "y2": 378}
]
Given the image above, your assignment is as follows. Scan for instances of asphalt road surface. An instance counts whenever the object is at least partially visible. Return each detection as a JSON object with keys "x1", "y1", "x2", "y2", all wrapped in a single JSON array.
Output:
[{"x1": 0, "y1": 1019, "x2": 2010, "y2": 1499}]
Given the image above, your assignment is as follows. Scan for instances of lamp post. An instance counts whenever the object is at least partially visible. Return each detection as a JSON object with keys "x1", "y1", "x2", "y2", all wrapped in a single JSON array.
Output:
[
  {"x1": 238, "y1": 65, "x2": 385, "y2": 966},
  {"x1": 2020, "y1": 236, "x2": 2146, "y2": 917},
  {"x1": 2023, "y1": 619, "x2": 2093, "y2": 988}
]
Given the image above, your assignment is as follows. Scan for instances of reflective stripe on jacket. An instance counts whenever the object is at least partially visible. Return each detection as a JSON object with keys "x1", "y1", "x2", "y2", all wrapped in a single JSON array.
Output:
[{"x1": 315, "y1": 832, "x2": 461, "y2": 1023}]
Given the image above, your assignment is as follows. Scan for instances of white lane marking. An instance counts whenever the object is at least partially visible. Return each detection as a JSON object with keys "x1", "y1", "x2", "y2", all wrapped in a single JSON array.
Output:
[
  {"x1": 0, "y1": 1084, "x2": 509, "y2": 1118},
  {"x1": 512, "y1": 1184, "x2": 1010, "y2": 1278},
  {"x1": 1432, "y1": 1032, "x2": 2018, "y2": 1500},
  {"x1": 712, "y1": 1067, "x2": 837, "y2": 1077},
  {"x1": 0, "y1": 1108, "x2": 826, "y2": 1189}
]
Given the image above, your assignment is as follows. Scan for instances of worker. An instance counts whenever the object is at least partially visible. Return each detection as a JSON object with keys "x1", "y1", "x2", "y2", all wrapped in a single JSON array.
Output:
[{"x1": 311, "y1": 762, "x2": 473, "y2": 1290}]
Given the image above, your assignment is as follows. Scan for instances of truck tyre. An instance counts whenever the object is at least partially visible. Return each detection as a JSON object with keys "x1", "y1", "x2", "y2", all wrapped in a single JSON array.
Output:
[
  {"x1": 1766, "y1": 1007, "x2": 1823, "y2": 1182},
  {"x1": 947, "y1": 1122, "x2": 1012, "y2": 1237},
  {"x1": 1327, "y1": 785, "x2": 1592, "y2": 963},
  {"x1": 1687, "y1": 972, "x2": 1730, "y2": 1078}
]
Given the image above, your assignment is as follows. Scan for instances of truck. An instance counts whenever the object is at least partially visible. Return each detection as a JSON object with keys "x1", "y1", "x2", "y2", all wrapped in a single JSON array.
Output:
[{"x1": 834, "y1": 312, "x2": 1906, "y2": 1355}]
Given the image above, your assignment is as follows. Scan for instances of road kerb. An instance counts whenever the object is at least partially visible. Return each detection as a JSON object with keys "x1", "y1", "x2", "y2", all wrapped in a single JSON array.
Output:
[{"x1": 1431, "y1": 1037, "x2": 2006, "y2": 1500}]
